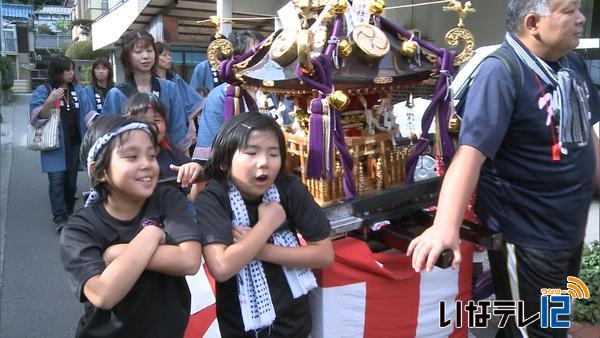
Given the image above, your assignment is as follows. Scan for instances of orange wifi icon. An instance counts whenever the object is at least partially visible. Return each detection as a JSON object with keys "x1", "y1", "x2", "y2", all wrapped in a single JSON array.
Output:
[{"x1": 565, "y1": 276, "x2": 590, "y2": 299}]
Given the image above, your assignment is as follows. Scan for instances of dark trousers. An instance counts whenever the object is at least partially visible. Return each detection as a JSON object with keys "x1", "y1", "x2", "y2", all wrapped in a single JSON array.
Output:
[
  {"x1": 489, "y1": 242, "x2": 583, "y2": 338},
  {"x1": 47, "y1": 170, "x2": 78, "y2": 223}
]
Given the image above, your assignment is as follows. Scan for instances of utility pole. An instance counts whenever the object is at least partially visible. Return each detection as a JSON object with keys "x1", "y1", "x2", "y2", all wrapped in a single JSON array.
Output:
[{"x1": 0, "y1": 0, "x2": 6, "y2": 57}]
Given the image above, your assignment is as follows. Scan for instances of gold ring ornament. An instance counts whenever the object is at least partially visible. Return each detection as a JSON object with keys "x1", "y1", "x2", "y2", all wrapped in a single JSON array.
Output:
[
  {"x1": 270, "y1": 30, "x2": 298, "y2": 67},
  {"x1": 442, "y1": 0, "x2": 477, "y2": 65},
  {"x1": 207, "y1": 38, "x2": 234, "y2": 70},
  {"x1": 444, "y1": 27, "x2": 475, "y2": 66},
  {"x1": 350, "y1": 23, "x2": 390, "y2": 63}
]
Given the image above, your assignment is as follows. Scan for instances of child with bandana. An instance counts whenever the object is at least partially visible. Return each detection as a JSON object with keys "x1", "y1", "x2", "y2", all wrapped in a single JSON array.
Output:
[{"x1": 60, "y1": 115, "x2": 202, "y2": 337}]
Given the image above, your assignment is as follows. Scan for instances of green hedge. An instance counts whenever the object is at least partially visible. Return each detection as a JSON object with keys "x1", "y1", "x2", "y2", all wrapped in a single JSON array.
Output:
[
  {"x1": 572, "y1": 240, "x2": 600, "y2": 324},
  {"x1": 65, "y1": 40, "x2": 109, "y2": 60},
  {"x1": 0, "y1": 56, "x2": 15, "y2": 90}
]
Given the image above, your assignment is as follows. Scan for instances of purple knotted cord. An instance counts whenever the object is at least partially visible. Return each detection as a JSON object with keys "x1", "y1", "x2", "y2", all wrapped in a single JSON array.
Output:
[
  {"x1": 380, "y1": 17, "x2": 444, "y2": 56},
  {"x1": 404, "y1": 49, "x2": 456, "y2": 183},
  {"x1": 220, "y1": 37, "x2": 268, "y2": 119},
  {"x1": 379, "y1": 17, "x2": 458, "y2": 182}
]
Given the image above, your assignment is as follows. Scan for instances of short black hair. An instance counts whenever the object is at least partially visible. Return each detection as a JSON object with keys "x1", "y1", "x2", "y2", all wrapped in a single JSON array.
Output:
[
  {"x1": 228, "y1": 30, "x2": 263, "y2": 56},
  {"x1": 80, "y1": 115, "x2": 158, "y2": 203},
  {"x1": 155, "y1": 41, "x2": 171, "y2": 55},
  {"x1": 125, "y1": 92, "x2": 171, "y2": 145},
  {"x1": 203, "y1": 112, "x2": 286, "y2": 181},
  {"x1": 48, "y1": 55, "x2": 76, "y2": 88}
]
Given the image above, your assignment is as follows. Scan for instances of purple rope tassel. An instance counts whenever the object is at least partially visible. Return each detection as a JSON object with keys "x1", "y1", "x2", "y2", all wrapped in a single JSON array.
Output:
[
  {"x1": 307, "y1": 113, "x2": 324, "y2": 178},
  {"x1": 333, "y1": 110, "x2": 356, "y2": 197},
  {"x1": 294, "y1": 17, "x2": 356, "y2": 197}
]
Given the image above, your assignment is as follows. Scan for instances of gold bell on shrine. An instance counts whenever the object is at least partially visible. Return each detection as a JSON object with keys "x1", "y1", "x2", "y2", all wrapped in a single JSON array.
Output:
[
  {"x1": 339, "y1": 39, "x2": 352, "y2": 57},
  {"x1": 328, "y1": 90, "x2": 350, "y2": 111},
  {"x1": 330, "y1": 0, "x2": 349, "y2": 14},
  {"x1": 448, "y1": 115, "x2": 461, "y2": 135},
  {"x1": 400, "y1": 40, "x2": 418, "y2": 58},
  {"x1": 370, "y1": 0, "x2": 385, "y2": 15}
]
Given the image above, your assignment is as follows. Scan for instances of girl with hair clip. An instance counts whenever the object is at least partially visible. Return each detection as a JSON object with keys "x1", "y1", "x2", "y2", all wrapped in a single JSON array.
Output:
[
  {"x1": 101, "y1": 31, "x2": 188, "y2": 153},
  {"x1": 196, "y1": 112, "x2": 334, "y2": 337},
  {"x1": 60, "y1": 115, "x2": 203, "y2": 337},
  {"x1": 155, "y1": 41, "x2": 204, "y2": 152},
  {"x1": 83, "y1": 56, "x2": 114, "y2": 122},
  {"x1": 29, "y1": 55, "x2": 93, "y2": 232},
  {"x1": 126, "y1": 92, "x2": 206, "y2": 202}
]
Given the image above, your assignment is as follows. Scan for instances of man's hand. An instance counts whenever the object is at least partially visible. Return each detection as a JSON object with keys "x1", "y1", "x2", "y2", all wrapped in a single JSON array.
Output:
[{"x1": 407, "y1": 224, "x2": 461, "y2": 272}]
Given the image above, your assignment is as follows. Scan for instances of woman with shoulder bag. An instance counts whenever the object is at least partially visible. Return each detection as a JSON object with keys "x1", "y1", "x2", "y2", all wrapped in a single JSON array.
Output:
[{"x1": 29, "y1": 56, "x2": 92, "y2": 232}]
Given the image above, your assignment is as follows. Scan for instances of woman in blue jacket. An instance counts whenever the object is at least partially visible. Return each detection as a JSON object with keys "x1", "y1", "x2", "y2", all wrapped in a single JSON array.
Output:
[
  {"x1": 101, "y1": 31, "x2": 188, "y2": 152},
  {"x1": 83, "y1": 56, "x2": 114, "y2": 120},
  {"x1": 155, "y1": 41, "x2": 203, "y2": 150},
  {"x1": 29, "y1": 56, "x2": 92, "y2": 232}
]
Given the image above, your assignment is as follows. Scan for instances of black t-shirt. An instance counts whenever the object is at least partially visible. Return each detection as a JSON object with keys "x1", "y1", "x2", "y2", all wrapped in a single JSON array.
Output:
[
  {"x1": 195, "y1": 175, "x2": 331, "y2": 337},
  {"x1": 60, "y1": 185, "x2": 202, "y2": 338},
  {"x1": 59, "y1": 84, "x2": 81, "y2": 146},
  {"x1": 459, "y1": 47, "x2": 600, "y2": 249}
]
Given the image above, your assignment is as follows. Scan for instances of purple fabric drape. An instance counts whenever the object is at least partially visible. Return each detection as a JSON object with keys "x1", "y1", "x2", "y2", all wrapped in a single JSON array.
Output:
[{"x1": 223, "y1": 85, "x2": 238, "y2": 121}]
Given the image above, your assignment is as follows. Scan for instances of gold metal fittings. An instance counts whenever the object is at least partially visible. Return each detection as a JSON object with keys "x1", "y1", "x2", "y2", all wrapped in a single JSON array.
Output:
[{"x1": 206, "y1": 38, "x2": 234, "y2": 70}]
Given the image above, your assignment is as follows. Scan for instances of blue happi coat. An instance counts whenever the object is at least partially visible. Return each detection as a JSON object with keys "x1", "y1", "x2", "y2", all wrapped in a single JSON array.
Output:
[
  {"x1": 189, "y1": 60, "x2": 219, "y2": 92},
  {"x1": 167, "y1": 72, "x2": 203, "y2": 119},
  {"x1": 101, "y1": 77, "x2": 187, "y2": 149}
]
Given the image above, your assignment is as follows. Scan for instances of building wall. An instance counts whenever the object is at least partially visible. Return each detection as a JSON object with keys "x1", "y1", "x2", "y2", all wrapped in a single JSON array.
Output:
[{"x1": 385, "y1": 0, "x2": 507, "y2": 48}]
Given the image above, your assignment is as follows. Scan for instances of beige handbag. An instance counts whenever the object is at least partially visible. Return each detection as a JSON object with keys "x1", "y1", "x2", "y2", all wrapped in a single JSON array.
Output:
[{"x1": 27, "y1": 102, "x2": 61, "y2": 151}]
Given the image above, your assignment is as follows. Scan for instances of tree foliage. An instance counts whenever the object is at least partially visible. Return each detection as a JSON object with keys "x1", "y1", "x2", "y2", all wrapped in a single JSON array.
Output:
[
  {"x1": 0, "y1": 57, "x2": 15, "y2": 90},
  {"x1": 70, "y1": 19, "x2": 93, "y2": 34},
  {"x1": 65, "y1": 40, "x2": 109, "y2": 60}
]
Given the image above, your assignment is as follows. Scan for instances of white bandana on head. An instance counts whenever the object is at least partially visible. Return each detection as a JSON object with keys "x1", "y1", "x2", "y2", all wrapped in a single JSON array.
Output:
[
  {"x1": 228, "y1": 182, "x2": 318, "y2": 332},
  {"x1": 84, "y1": 122, "x2": 153, "y2": 207}
]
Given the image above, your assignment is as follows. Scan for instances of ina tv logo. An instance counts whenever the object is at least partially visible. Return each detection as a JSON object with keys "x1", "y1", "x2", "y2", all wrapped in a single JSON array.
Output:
[
  {"x1": 439, "y1": 276, "x2": 591, "y2": 329},
  {"x1": 540, "y1": 276, "x2": 590, "y2": 328}
]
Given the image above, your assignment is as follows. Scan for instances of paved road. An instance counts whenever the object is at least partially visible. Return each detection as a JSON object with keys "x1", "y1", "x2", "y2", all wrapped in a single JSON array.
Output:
[{"x1": 0, "y1": 94, "x2": 84, "y2": 338}]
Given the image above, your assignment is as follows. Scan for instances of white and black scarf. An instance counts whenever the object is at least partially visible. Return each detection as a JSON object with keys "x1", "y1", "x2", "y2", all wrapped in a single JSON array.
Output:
[
  {"x1": 506, "y1": 32, "x2": 591, "y2": 153},
  {"x1": 228, "y1": 183, "x2": 317, "y2": 332}
]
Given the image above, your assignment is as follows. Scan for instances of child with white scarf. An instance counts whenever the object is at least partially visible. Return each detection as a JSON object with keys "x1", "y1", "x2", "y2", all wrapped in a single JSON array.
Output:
[{"x1": 196, "y1": 112, "x2": 334, "y2": 337}]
